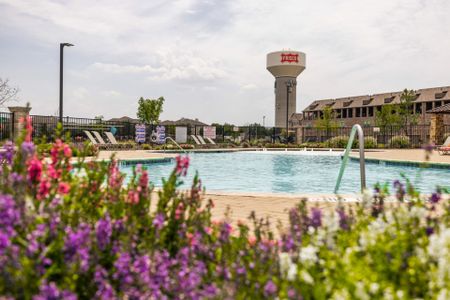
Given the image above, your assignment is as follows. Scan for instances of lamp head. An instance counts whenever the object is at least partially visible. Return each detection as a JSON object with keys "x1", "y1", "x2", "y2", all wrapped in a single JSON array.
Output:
[{"x1": 61, "y1": 43, "x2": 74, "y2": 47}]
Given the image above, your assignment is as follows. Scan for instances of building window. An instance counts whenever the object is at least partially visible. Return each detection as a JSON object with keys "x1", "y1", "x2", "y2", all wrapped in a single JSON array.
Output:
[
  {"x1": 435, "y1": 101, "x2": 442, "y2": 108},
  {"x1": 368, "y1": 107, "x2": 374, "y2": 117},
  {"x1": 426, "y1": 102, "x2": 433, "y2": 111},
  {"x1": 415, "y1": 103, "x2": 422, "y2": 114},
  {"x1": 348, "y1": 108, "x2": 353, "y2": 118},
  {"x1": 356, "y1": 107, "x2": 361, "y2": 117},
  {"x1": 336, "y1": 109, "x2": 341, "y2": 118},
  {"x1": 362, "y1": 107, "x2": 367, "y2": 117},
  {"x1": 444, "y1": 100, "x2": 450, "y2": 105},
  {"x1": 342, "y1": 109, "x2": 347, "y2": 118}
]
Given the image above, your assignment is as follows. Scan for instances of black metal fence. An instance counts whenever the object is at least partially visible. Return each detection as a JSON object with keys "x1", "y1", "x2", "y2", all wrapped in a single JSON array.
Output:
[
  {"x1": 26, "y1": 115, "x2": 284, "y2": 144},
  {"x1": 0, "y1": 112, "x2": 12, "y2": 140},
  {"x1": 302, "y1": 125, "x2": 432, "y2": 148}
]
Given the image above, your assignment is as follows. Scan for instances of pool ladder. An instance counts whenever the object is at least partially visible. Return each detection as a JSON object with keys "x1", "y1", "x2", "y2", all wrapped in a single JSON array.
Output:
[
  {"x1": 164, "y1": 137, "x2": 187, "y2": 154},
  {"x1": 334, "y1": 124, "x2": 366, "y2": 193}
]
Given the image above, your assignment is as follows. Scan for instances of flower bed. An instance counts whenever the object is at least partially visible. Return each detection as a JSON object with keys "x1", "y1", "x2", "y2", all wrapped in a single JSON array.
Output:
[{"x1": 0, "y1": 123, "x2": 449, "y2": 299}]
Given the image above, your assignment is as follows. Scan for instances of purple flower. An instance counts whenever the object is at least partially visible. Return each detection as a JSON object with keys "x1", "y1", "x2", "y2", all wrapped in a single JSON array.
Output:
[
  {"x1": 337, "y1": 208, "x2": 349, "y2": 230},
  {"x1": 94, "y1": 267, "x2": 116, "y2": 300},
  {"x1": 430, "y1": 193, "x2": 441, "y2": 204},
  {"x1": 113, "y1": 252, "x2": 133, "y2": 288},
  {"x1": 264, "y1": 280, "x2": 277, "y2": 296},
  {"x1": 0, "y1": 194, "x2": 20, "y2": 237},
  {"x1": 153, "y1": 213, "x2": 165, "y2": 230},
  {"x1": 0, "y1": 231, "x2": 11, "y2": 254},
  {"x1": 96, "y1": 214, "x2": 112, "y2": 251},
  {"x1": 394, "y1": 180, "x2": 405, "y2": 200},
  {"x1": 1, "y1": 141, "x2": 14, "y2": 165},
  {"x1": 33, "y1": 281, "x2": 77, "y2": 300},
  {"x1": 426, "y1": 227, "x2": 434, "y2": 236},
  {"x1": 21, "y1": 141, "x2": 35, "y2": 157},
  {"x1": 310, "y1": 208, "x2": 322, "y2": 228},
  {"x1": 64, "y1": 223, "x2": 91, "y2": 272}
]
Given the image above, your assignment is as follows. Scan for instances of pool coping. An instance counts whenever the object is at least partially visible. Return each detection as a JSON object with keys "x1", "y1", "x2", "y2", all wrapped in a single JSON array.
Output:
[{"x1": 348, "y1": 155, "x2": 450, "y2": 169}]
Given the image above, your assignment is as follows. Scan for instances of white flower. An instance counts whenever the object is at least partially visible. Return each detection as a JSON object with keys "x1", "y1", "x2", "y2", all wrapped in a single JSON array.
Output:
[
  {"x1": 409, "y1": 206, "x2": 427, "y2": 220},
  {"x1": 300, "y1": 270, "x2": 314, "y2": 284},
  {"x1": 437, "y1": 289, "x2": 449, "y2": 300},
  {"x1": 369, "y1": 282, "x2": 380, "y2": 294},
  {"x1": 278, "y1": 252, "x2": 292, "y2": 275},
  {"x1": 355, "y1": 281, "x2": 370, "y2": 300},
  {"x1": 299, "y1": 245, "x2": 318, "y2": 265},
  {"x1": 287, "y1": 264, "x2": 297, "y2": 281},
  {"x1": 361, "y1": 188, "x2": 373, "y2": 208}
]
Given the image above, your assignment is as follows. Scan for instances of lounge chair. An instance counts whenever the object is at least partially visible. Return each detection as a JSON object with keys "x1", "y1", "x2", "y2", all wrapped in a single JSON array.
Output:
[
  {"x1": 191, "y1": 135, "x2": 201, "y2": 145},
  {"x1": 197, "y1": 135, "x2": 207, "y2": 145},
  {"x1": 437, "y1": 137, "x2": 450, "y2": 155},
  {"x1": 84, "y1": 130, "x2": 99, "y2": 145},
  {"x1": 205, "y1": 137, "x2": 216, "y2": 145},
  {"x1": 105, "y1": 132, "x2": 131, "y2": 149},
  {"x1": 92, "y1": 131, "x2": 116, "y2": 149}
]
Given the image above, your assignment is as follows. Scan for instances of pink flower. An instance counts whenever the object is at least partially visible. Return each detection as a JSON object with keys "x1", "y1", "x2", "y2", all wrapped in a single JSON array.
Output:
[
  {"x1": 38, "y1": 179, "x2": 51, "y2": 200},
  {"x1": 63, "y1": 144, "x2": 72, "y2": 158},
  {"x1": 248, "y1": 236, "x2": 257, "y2": 246},
  {"x1": 175, "y1": 155, "x2": 190, "y2": 176},
  {"x1": 175, "y1": 202, "x2": 184, "y2": 220},
  {"x1": 27, "y1": 156, "x2": 42, "y2": 182},
  {"x1": 127, "y1": 190, "x2": 139, "y2": 204},
  {"x1": 58, "y1": 182, "x2": 70, "y2": 195}
]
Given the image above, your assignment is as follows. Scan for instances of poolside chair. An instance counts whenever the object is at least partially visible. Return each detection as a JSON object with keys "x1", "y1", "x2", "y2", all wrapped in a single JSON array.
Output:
[
  {"x1": 205, "y1": 137, "x2": 216, "y2": 145},
  {"x1": 190, "y1": 135, "x2": 201, "y2": 145},
  {"x1": 197, "y1": 135, "x2": 207, "y2": 145},
  {"x1": 105, "y1": 132, "x2": 131, "y2": 149},
  {"x1": 92, "y1": 131, "x2": 115, "y2": 149},
  {"x1": 84, "y1": 130, "x2": 99, "y2": 145},
  {"x1": 437, "y1": 136, "x2": 450, "y2": 155}
]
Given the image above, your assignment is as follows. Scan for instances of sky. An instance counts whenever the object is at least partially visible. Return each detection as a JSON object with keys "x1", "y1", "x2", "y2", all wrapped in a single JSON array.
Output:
[{"x1": 0, "y1": 0, "x2": 449, "y2": 126}]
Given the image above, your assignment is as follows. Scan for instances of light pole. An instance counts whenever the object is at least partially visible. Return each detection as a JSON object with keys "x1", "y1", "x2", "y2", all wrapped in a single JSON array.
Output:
[
  {"x1": 59, "y1": 42, "x2": 74, "y2": 124},
  {"x1": 263, "y1": 115, "x2": 266, "y2": 127}
]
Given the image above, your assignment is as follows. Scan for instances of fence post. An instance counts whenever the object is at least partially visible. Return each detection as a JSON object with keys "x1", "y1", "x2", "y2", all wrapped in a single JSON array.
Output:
[{"x1": 8, "y1": 106, "x2": 32, "y2": 140}]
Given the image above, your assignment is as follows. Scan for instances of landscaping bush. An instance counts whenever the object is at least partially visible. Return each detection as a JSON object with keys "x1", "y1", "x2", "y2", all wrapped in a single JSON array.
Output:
[
  {"x1": 355, "y1": 136, "x2": 378, "y2": 149},
  {"x1": 326, "y1": 135, "x2": 353, "y2": 148},
  {"x1": 180, "y1": 143, "x2": 195, "y2": 150},
  {"x1": 141, "y1": 143, "x2": 151, "y2": 150},
  {"x1": 389, "y1": 135, "x2": 410, "y2": 148},
  {"x1": 0, "y1": 121, "x2": 449, "y2": 298}
]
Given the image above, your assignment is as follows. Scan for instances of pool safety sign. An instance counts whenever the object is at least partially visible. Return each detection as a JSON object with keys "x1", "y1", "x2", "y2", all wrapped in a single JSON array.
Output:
[
  {"x1": 135, "y1": 124, "x2": 146, "y2": 143},
  {"x1": 203, "y1": 126, "x2": 216, "y2": 139},
  {"x1": 175, "y1": 126, "x2": 187, "y2": 143},
  {"x1": 156, "y1": 126, "x2": 166, "y2": 144}
]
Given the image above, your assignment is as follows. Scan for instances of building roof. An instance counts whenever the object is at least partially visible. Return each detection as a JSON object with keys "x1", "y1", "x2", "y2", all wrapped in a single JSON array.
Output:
[
  {"x1": 108, "y1": 116, "x2": 140, "y2": 123},
  {"x1": 303, "y1": 86, "x2": 450, "y2": 112},
  {"x1": 160, "y1": 118, "x2": 208, "y2": 126},
  {"x1": 427, "y1": 103, "x2": 450, "y2": 114}
]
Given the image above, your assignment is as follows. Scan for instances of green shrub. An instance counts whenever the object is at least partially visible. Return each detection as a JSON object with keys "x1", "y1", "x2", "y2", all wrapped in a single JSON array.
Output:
[
  {"x1": 355, "y1": 136, "x2": 378, "y2": 149},
  {"x1": 327, "y1": 136, "x2": 351, "y2": 148},
  {"x1": 141, "y1": 144, "x2": 151, "y2": 150},
  {"x1": 389, "y1": 135, "x2": 410, "y2": 148}
]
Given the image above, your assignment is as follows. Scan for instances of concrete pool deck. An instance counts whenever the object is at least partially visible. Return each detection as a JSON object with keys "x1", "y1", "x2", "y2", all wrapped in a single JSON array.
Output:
[{"x1": 349, "y1": 149, "x2": 450, "y2": 167}]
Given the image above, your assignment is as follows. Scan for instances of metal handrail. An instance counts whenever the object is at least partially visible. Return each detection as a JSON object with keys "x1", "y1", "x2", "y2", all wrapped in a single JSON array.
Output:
[
  {"x1": 164, "y1": 137, "x2": 187, "y2": 154},
  {"x1": 334, "y1": 124, "x2": 366, "y2": 193}
]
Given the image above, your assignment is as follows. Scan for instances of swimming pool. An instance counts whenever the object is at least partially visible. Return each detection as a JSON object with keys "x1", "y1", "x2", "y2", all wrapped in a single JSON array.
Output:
[{"x1": 119, "y1": 151, "x2": 449, "y2": 194}]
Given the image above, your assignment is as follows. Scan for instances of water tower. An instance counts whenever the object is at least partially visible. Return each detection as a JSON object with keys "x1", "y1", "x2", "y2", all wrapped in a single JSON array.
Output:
[{"x1": 266, "y1": 50, "x2": 306, "y2": 129}]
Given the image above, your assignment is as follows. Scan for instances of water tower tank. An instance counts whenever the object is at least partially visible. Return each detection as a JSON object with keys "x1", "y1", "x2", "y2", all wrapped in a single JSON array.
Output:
[{"x1": 266, "y1": 50, "x2": 306, "y2": 128}]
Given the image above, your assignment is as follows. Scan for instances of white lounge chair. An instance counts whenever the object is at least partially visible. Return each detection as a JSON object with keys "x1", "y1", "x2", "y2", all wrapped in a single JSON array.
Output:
[
  {"x1": 84, "y1": 130, "x2": 99, "y2": 145},
  {"x1": 105, "y1": 132, "x2": 131, "y2": 149},
  {"x1": 197, "y1": 135, "x2": 207, "y2": 145},
  {"x1": 205, "y1": 137, "x2": 216, "y2": 145},
  {"x1": 92, "y1": 131, "x2": 116, "y2": 149},
  {"x1": 191, "y1": 135, "x2": 201, "y2": 145}
]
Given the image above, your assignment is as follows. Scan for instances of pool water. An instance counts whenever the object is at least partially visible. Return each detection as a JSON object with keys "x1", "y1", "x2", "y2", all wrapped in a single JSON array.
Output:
[{"x1": 119, "y1": 151, "x2": 449, "y2": 194}]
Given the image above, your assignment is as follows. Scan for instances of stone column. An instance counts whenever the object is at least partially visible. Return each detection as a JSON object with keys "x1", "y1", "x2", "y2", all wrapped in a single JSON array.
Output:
[
  {"x1": 429, "y1": 114, "x2": 444, "y2": 145},
  {"x1": 8, "y1": 106, "x2": 32, "y2": 140}
]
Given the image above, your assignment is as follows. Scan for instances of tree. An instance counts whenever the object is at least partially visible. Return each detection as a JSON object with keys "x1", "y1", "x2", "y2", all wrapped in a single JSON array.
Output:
[
  {"x1": 315, "y1": 106, "x2": 338, "y2": 142},
  {"x1": 375, "y1": 104, "x2": 401, "y2": 144},
  {"x1": 0, "y1": 78, "x2": 19, "y2": 106},
  {"x1": 136, "y1": 96, "x2": 165, "y2": 124},
  {"x1": 398, "y1": 89, "x2": 419, "y2": 134}
]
